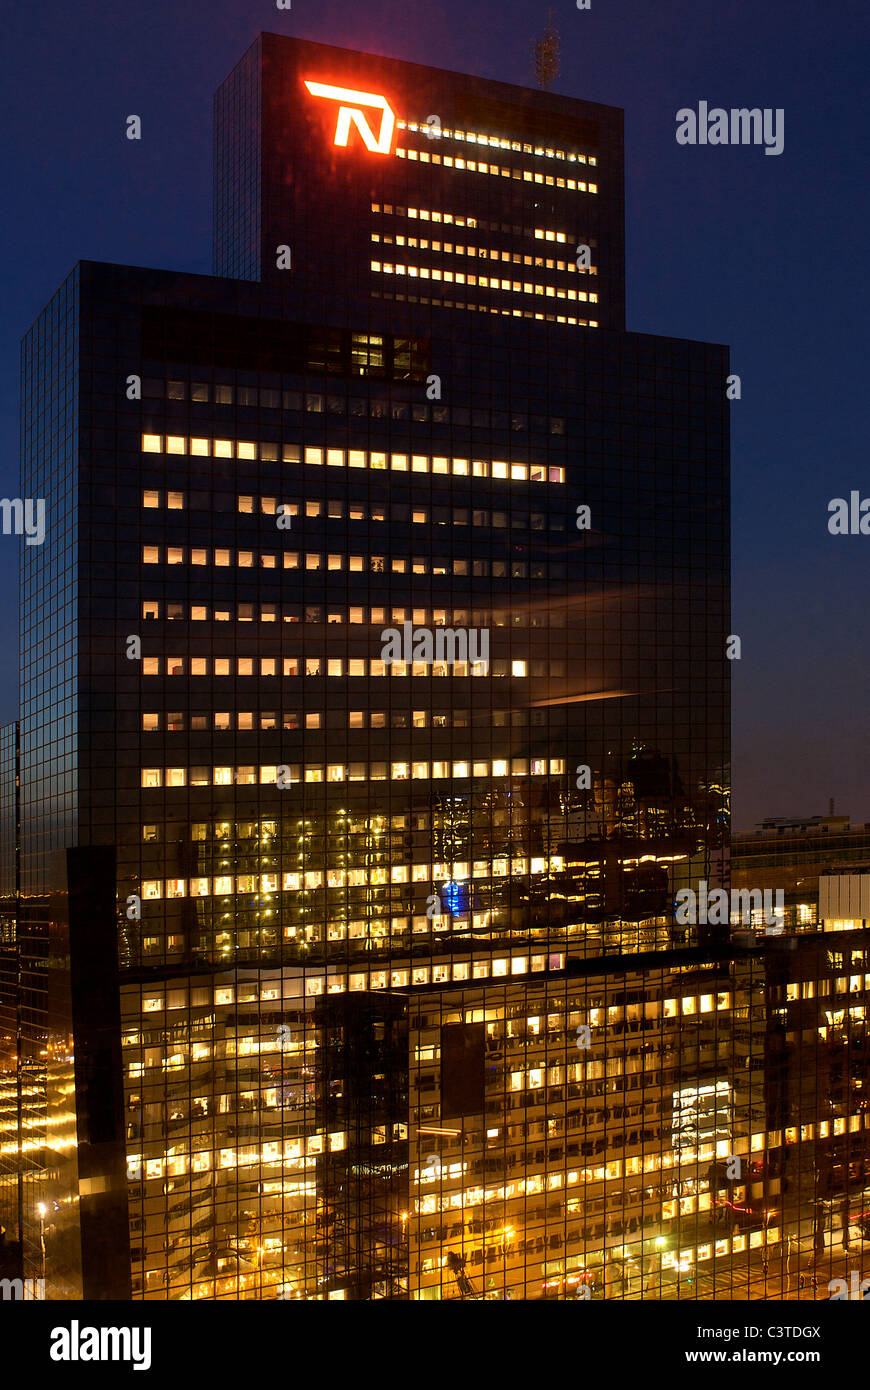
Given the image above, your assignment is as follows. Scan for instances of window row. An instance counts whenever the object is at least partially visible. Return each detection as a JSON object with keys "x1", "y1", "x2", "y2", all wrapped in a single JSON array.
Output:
[
  {"x1": 140, "y1": 435, "x2": 566, "y2": 482},
  {"x1": 137, "y1": 655, "x2": 529, "y2": 677},
  {"x1": 395, "y1": 145, "x2": 598, "y2": 193},
  {"x1": 372, "y1": 231, "x2": 597, "y2": 276},
  {"x1": 139, "y1": 378, "x2": 569, "y2": 433},
  {"x1": 372, "y1": 260, "x2": 597, "y2": 303},
  {"x1": 141, "y1": 706, "x2": 547, "y2": 730},
  {"x1": 141, "y1": 599, "x2": 564, "y2": 627},
  {"x1": 372, "y1": 287, "x2": 597, "y2": 329},
  {"x1": 140, "y1": 755, "x2": 566, "y2": 787},
  {"x1": 140, "y1": 546, "x2": 559, "y2": 579},
  {"x1": 376, "y1": 200, "x2": 573, "y2": 243},
  {"x1": 124, "y1": 1135, "x2": 345, "y2": 1180},
  {"x1": 122, "y1": 944, "x2": 558, "y2": 1023},
  {"x1": 139, "y1": 853, "x2": 553, "y2": 898},
  {"x1": 396, "y1": 119, "x2": 598, "y2": 166},
  {"x1": 143, "y1": 491, "x2": 568, "y2": 531}
]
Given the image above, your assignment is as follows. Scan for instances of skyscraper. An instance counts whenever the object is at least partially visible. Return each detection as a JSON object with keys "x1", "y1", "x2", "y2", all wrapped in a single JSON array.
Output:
[{"x1": 1, "y1": 34, "x2": 732, "y2": 1300}]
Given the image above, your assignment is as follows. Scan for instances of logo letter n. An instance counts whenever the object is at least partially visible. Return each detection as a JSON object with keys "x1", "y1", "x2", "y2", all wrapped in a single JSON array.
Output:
[{"x1": 304, "y1": 81, "x2": 395, "y2": 153}]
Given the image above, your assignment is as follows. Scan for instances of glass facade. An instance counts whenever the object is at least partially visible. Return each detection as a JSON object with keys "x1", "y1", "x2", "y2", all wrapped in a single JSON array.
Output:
[
  {"x1": 213, "y1": 38, "x2": 262, "y2": 284},
  {"x1": 25, "y1": 36, "x2": 852, "y2": 1303}
]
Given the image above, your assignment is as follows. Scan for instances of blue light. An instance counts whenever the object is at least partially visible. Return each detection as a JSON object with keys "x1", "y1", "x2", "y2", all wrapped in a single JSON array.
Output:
[{"x1": 441, "y1": 880, "x2": 468, "y2": 915}]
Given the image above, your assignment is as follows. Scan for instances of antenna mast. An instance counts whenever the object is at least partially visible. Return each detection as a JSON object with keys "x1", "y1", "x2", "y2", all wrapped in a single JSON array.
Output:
[{"x1": 533, "y1": 9, "x2": 561, "y2": 91}]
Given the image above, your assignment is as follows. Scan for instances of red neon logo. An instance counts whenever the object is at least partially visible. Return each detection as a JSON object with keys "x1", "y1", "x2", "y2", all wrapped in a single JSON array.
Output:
[{"x1": 304, "y1": 80, "x2": 396, "y2": 154}]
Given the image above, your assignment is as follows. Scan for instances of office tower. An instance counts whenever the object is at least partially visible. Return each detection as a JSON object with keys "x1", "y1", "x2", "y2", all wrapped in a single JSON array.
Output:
[
  {"x1": 1, "y1": 34, "x2": 733, "y2": 1300},
  {"x1": 756, "y1": 872, "x2": 870, "y2": 1298},
  {"x1": 689, "y1": 841, "x2": 870, "y2": 1301}
]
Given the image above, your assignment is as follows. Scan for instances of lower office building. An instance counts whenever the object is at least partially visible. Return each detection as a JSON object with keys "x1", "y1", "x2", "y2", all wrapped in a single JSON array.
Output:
[{"x1": 732, "y1": 810, "x2": 870, "y2": 933}]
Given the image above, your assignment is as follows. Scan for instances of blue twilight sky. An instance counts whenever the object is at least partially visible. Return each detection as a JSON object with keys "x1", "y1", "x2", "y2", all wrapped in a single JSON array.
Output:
[{"x1": 1, "y1": 0, "x2": 868, "y2": 830}]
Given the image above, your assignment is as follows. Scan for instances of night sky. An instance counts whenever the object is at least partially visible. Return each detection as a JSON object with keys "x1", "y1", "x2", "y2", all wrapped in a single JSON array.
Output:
[{"x1": 2, "y1": 0, "x2": 868, "y2": 831}]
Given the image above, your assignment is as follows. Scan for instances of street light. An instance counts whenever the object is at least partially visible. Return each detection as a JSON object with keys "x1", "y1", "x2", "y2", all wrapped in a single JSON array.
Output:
[{"x1": 37, "y1": 1203, "x2": 47, "y2": 1294}]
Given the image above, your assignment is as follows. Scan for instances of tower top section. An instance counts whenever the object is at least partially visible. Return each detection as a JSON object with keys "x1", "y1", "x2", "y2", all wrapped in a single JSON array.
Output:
[{"x1": 214, "y1": 33, "x2": 625, "y2": 329}]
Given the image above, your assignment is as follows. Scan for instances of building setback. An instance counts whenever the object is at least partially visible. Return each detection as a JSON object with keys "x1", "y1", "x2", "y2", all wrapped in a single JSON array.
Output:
[{"x1": 0, "y1": 34, "x2": 742, "y2": 1300}]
